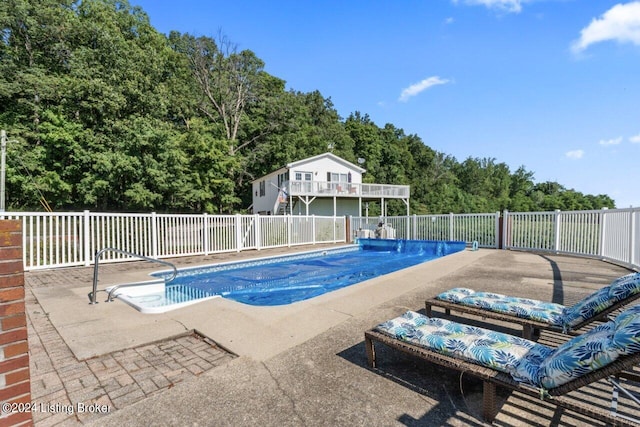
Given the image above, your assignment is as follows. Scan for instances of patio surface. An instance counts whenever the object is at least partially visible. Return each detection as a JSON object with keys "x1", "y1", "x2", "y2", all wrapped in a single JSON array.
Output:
[{"x1": 24, "y1": 245, "x2": 640, "y2": 426}]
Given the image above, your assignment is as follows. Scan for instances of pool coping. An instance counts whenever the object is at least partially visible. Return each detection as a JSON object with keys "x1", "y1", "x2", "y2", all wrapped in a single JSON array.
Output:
[{"x1": 31, "y1": 245, "x2": 489, "y2": 361}]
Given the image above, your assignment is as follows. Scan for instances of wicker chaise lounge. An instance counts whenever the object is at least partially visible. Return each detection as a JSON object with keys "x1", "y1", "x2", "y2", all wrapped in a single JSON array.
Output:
[
  {"x1": 365, "y1": 308, "x2": 640, "y2": 425},
  {"x1": 425, "y1": 272, "x2": 640, "y2": 339}
]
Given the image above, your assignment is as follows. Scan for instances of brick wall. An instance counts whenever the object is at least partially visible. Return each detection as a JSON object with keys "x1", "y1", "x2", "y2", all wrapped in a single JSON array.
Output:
[{"x1": 0, "y1": 220, "x2": 32, "y2": 427}]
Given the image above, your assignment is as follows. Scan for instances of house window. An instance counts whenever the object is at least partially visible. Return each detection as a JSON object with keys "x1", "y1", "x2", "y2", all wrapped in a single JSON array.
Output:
[
  {"x1": 327, "y1": 172, "x2": 349, "y2": 191},
  {"x1": 294, "y1": 172, "x2": 311, "y2": 181},
  {"x1": 293, "y1": 171, "x2": 312, "y2": 192},
  {"x1": 277, "y1": 172, "x2": 287, "y2": 188},
  {"x1": 328, "y1": 173, "x2": 348, "y2": 182},
  {"x1": 259, "y1": 181, "x2": 265, "y2": 197}
]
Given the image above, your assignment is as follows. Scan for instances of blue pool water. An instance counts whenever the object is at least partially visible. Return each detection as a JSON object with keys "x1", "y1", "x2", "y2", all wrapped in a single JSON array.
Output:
[{"x1": 148, "y1": 238, "x2": 466, "y2": 307}]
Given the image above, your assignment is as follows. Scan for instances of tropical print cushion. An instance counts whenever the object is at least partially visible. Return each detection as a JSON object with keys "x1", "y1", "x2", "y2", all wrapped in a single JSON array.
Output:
[
  {"x1": 560, "y1": 287, "x2": 614, "y2": 329},
  {"x1": 375, "y1": 306, "x2": 640, "y2": 392},
  {"x1": 608, "y1": 273, "x2": 640, "y2": 301},
  {"x1": 611, "y1": 304, "x2": 640, "y2": 355},
  {"x1": 509, "y1": 343, "x2": 555, "y2": 386},
  {"x1": 525, "y1": 304, "x2": 640, "y2": 389},
  {"x1": 376, "y1": 310, "x2": 431, "y2": 335},
  {"x1": 436, "y1": 289, "x2": 565, "y2": 326},
  {"x1": 374, "y1": 311, "x2": 549, "y2": 375},
  {"x1": 434, "y1": 273, "x2": 640, "y2": 332},
  {"x1": 532, "y1": 322, "x2": 618, "y2": 389},
  {"x1": 561, "y1": 272, "x2": 640, "y2": 329},
  {"x1": 435, "y1": 288, "x2": 475, "y2": 303}
]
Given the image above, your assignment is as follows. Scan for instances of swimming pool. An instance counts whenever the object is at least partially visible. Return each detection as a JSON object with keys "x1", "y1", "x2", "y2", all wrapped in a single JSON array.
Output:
[{"x1": 111, "y1": 238, "x2": 466, "y2": 313}]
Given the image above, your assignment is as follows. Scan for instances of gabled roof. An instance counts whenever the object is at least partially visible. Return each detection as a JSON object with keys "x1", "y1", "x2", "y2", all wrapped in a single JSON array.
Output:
[
  {"x1": 252, "y1": 152, "x2": 366, "y2": 183},
  {"x1": 287, "y1": 152, "x2": 366, "y2": 173}
]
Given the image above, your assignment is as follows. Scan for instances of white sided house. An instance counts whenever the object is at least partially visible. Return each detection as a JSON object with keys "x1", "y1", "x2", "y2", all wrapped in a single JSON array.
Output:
[{"x1": 251, "y1": 152, "x2": 410, "y2": 217}]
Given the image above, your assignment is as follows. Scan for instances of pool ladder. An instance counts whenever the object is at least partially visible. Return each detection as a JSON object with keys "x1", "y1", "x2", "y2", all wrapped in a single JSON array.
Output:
[{"x1": 89, "y1": 248, "x2": 178, "y2": 305}]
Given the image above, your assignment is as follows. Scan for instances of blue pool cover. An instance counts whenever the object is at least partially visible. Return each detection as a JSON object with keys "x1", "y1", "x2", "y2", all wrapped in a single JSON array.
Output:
[{"x1": 156, "y1": 239, "x2": 466, "y2": 306}]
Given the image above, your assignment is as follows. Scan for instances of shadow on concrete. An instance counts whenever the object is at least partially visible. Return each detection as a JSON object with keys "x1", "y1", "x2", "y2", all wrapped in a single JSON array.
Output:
[
  {"x1": 335, "y1": 336, "x2": 623, "y2": 426},
  {"x1": 337, "y1": 339, "x2": 496, "y2": 426},
  {"x1": 540, "y1": 254, "x2": 565, "y2": 305}
]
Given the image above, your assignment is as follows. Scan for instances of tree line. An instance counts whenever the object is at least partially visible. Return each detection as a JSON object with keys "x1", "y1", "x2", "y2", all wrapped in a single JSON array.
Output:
[{"x1": 0, "y1": 0, "x2": 615, "y2": 215}]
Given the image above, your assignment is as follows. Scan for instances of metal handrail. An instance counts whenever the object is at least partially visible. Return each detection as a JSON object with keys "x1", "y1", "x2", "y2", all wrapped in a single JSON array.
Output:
[{"x1": 89, "y1": 247, "x2": 178, "y2": 304}]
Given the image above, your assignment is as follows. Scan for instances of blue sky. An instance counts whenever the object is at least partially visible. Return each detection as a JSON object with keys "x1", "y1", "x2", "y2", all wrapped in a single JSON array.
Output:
[{"x1": 132, "y1": 0, "x2": 640, "y2": 209}]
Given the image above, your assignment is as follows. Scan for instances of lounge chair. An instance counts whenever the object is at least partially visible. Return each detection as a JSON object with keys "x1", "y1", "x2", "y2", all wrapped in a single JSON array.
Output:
[
  {"x1": 425, "y1": 272, "x2": 640, "y2": 339},
  {"x1": 365, "y1": 307, "x2": 640, "y2": 425}
]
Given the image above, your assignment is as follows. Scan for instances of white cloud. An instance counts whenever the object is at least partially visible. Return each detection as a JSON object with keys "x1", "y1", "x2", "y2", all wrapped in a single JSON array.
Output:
[
  {"x1": 398, "y1": 76, "x2": 450, "y2": 102},
  {"x1": 452, "y1": 0, "x2": 524, "y2": 14},
  {"x1": 630, "y1": 133, "x2": 640, "y2": 143},
  {"x1": 565, "y1": 149, "x2": 584, "y2": 159},
  {"x1": 445, "y1": 17, "x2": 455, "y2": 25},
  {"x1": 572, "y1": 2, "x2": 640, "y2": 53},
  {"x1": 599, "y1": 137, "x2": 623, "y2": 146}
]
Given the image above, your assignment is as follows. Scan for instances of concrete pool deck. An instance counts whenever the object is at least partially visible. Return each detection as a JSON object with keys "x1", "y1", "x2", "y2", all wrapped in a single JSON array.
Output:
[{"x1": 25, "y1": 246, "x2": 639, "y2": 426}]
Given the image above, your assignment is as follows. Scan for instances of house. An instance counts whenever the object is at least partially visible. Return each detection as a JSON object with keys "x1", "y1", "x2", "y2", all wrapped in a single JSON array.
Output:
[{"x1": 251, "y1": 152, "x2": 410, "y2": 217}]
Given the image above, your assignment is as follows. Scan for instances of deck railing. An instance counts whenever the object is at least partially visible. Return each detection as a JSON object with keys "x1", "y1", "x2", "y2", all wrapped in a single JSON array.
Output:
[
  {"x1": 287, "y1": 180, "x2": 410, "y2": 198},
  {"x1": 2, "y1": 207, "x2": 638, "y2": 272},
  {"x1": 0, "y1": 211, "x2": 346, "y2": 270}
]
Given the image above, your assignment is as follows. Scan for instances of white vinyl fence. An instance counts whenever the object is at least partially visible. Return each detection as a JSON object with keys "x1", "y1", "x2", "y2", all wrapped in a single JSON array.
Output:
[
  {"x1": 351, "y1": 213, "x2": 501, "y2": 248},
  {"x1": 503, "y1": 208, "x2": 640, "y2": 271},
  {"x1": 0, "y1": 211, "x2": 346, "y2": 271},
  {"x1": 2, "y1": 208, "x2": 638, "y2": 272}
]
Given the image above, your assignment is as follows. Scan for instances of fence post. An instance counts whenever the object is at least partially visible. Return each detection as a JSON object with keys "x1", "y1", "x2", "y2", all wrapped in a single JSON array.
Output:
[
  {"x1": 405, "y1": 215, "x2": 409, "y2": 240},
  {"x1": 495, "y1": 211, "x2": 500, "y2": 249},
  {"x1": 412, "y1": 214, "x2": 417, "y2": 240},
  {"x1": 630, "y1": 209, "x2": 636, "y2": 267},
  {"x1": 599, "y1": 208, "x2": 607, "y2": 258},
  {"x1": 203, "y1": 213, "x2": 209, "y2": 255},
  {"x1": 151, "y1": 212, "x2": 158, "y2": 259},
  {"x1": 255, "y1": 214, "x2": 262, "y2": 250},
  {"x1": 449, "y1": 213, "x2": 454, "y2": 241},
  {"x1": 287, "y1": 215, "x2": 292, "y2": 247},
  {"x1": 235, "y1": 214, "x2": 242, "y2": 252},
  {"x1": 502, "y1": 210, "x2": 509, "y2": 249},
  {"x1": 312, "y1": 215, "x2": 317, "y2": 244},
  {"x1": 83, "y1": 210, "x2": 91, "y2": 266},
  {"x1": 553, "y1": 210, "x2": 561, "y2": 253}
]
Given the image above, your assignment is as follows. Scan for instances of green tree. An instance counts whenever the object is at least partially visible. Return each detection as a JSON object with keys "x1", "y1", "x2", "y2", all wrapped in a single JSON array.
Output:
[
  {"x1": 1, "y1": 0, "x2": 193, "y2": 211},
  {"x1": 508, "y1": 166, "x2": 535, "y2": 211},
  {"x1": 177, "y1": 118, "x2": 239, "y2": 212},
  {"x1": 172, "y1": 32, "x2": 265, "y2": 151},
  {"x1": 345, "y1": 112, "x2": 384, "y2": 184},
  {"x1": 0, "y1": 0, "x2": 618, "y2": 214}
]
